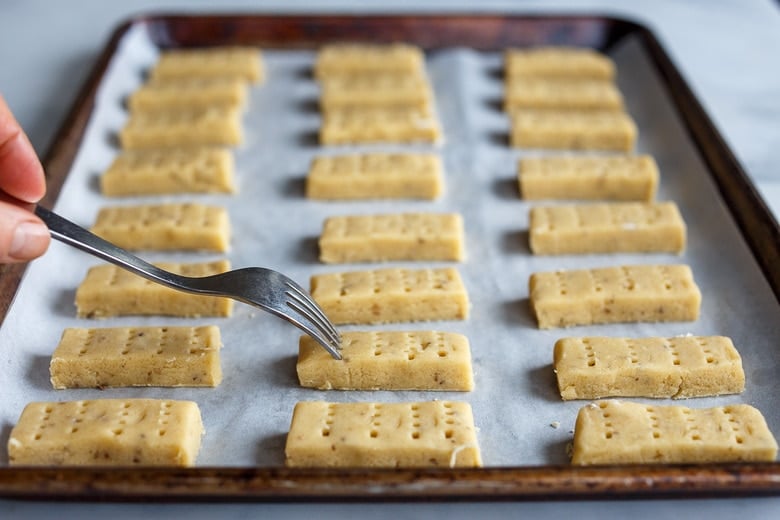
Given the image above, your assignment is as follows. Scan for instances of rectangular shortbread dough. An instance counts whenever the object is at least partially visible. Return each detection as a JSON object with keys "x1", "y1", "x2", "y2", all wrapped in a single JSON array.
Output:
[
  {"x1": 320, "y1": 73, "x2": 433, "y2": 111},
  {"x1": 50, "y1": 326, "x2": 223, "y2": 389},
  {"x1": 519, "y1": 155, "x2": 659, "y2": 201},
  {"x1": 127, "y1": 77, "x2": 248, "y2": 112},
  {"x1": 75, "y1": 260, "x2": 234, "y2": 318},
  {"x1": 8, "y1": 399, "x2": 204, "y2": 466},
  {"x1": 504, "y1": 78, "x2": 624, "y2": 111},
  {"x1": 319, "y1": 213, "x2": 464, "y2": 263},
  {"x1": 529, "y1": 202, "x2": 686, "y2": 255},
  {"x1": 553, "y1": 336, "x2": 745, "y2": 400},
  {"x1": 571, "y1": 400, "x2": 778, "y2": 465},
  {"x1": 310, "y1": 267, "x2": 469, "y2": 325},
  {"x1": 297, "y1": 330, "x2": 474, "y2": 391},
  {"x1": 320, "y1": 105, "x2": 441, "y2": 145},
  {"x1": 90, "y1": 203, "x2": 230, "y2": 252},
  {"x1": 119, "y1": 106, "x2": 242, "y2": 149},
  {"x1": 285, "y1": 400, "x2": 482, "y2": 468},
  {"x1": 510, "y1": 109, "x2": 637, "y2": 151},
  {"x1": 529, "y1": 264, "x2": 702, "y2": 329},
  {"x1": 149, "y1": 47, "x2": 263, "y2": 83},
  {"x1": 314, "y1": 43, "x2": 424, "y2": 79},
  {"x1": 100, "y1": 148, "x2": 235, "y2": 196},
  {"x1": 504, "y1": 46, "x2": 616, "y2": 80},
  {"x1": 306, "y1": 153, "x2": 443, "y2": 200}
]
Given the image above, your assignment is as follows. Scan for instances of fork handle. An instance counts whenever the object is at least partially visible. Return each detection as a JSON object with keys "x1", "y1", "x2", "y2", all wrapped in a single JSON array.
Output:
[{"x1": 35, "y1": 205, "x2": 192, "y2": 292}]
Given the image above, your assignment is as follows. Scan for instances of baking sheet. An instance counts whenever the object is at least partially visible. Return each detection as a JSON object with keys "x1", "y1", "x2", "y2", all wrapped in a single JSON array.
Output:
[{"x1": 1, "y1": 23, "x2": 778, "y2": 468}]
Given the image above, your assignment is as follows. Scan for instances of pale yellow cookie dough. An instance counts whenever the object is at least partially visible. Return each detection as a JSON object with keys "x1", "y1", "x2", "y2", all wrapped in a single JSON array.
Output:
[
  {"x1": 504, "y1": 46, "x2": 615, "y2": 80},
  {"x1": 529, "y1": 264, "x2": 701, "y2": 329},
  {"x1": 510, "y1": 109, "x2": 637, "y2": 151},
  {"x1": 320, "y1": 73, "x2": 433, "y2": 111},
  {"x1": 119, "y1": 106, "x2": 242, "y2": 149},
  {"x1": 319, "y1": 213, "x2": 464, "y2": 263},
  {"x1": 8, "y1": 399, "x2": 204, "y2": 466},
  {"x1": 320, "y1": 105, "x2": 441, "y2": 145},
  {"x1": 150, "y1": 47, "x2": 263, "y2": 83},
  {"x1": 285, "y1": 400, "x2": 482, "y2": 468},
  {"x1": 310, "y1": 267, "x2": 469, "y2": 325},
  {"x1": 127, "y1": 77, "x2": 248, "y2": 112},
  {"x1": 100, "y1": 148, "x2": 235, "y2": 196},
  {"x1": 571, "y1": 400, "x2": 778, "y2": 465},
  {"x1": 554, "y1": 336, "x2": 745, "y2": 400},
  {"x1": 50, "y1": 326, "x2": 223, "y2": 389},
  {"x1": 306, "y1": 153, "x2": 443, "y2": 200},
  {"x1": 519, "y1": 155, "x2": 659, "y2": 201},
  {"x1": 75, "y1": 260, "x2": 233, "y2": 318},
  {"x1": 529, "y1": 202, "x2": 686, "y2": 255},
  {"x1": 504, "y1": 78, "x2": 623, "y2": 111},
  {"x1": 297, "y1": 330, "x2": 474, "y2": 391},
  {"x1": 90, "y1": 203, "x2": 230, "y2": 252},
  {"x1": 314, "y1": 43, "x2": 424, "y2": 79}
]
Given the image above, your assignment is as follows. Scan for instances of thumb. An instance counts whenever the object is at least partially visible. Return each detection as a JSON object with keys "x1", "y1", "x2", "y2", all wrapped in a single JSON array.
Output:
[{"x1": 0, "y1": 200, "x2": 50, "y2": 263}]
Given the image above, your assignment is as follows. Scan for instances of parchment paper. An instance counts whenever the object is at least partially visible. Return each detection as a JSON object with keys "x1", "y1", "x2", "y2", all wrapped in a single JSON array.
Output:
[{"x1": 1, "y1": 24, "x2": 778, "y2": 467}]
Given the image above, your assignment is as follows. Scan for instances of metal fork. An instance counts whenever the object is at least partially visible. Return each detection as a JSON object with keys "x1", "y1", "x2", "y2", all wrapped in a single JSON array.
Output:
[{"x1": 34, "y1": 205, "x2": 342, "y2": 359}]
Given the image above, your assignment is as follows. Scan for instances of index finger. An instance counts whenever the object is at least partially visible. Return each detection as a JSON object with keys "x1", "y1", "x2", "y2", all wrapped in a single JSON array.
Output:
[{"x1": 0, "y1": 95, "x2": 46, "y2": 203}]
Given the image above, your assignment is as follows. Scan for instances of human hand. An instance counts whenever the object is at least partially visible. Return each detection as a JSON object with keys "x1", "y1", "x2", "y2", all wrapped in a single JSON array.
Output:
[{"x1": 0, "y1": 95, "x2": 50, "y2": 263}]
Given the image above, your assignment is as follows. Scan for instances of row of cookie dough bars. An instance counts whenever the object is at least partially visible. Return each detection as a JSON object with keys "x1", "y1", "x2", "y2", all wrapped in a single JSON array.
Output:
[
  {"x1": 300, "y1": 44, "x2": 478, "y2": 467},
  {"x1": 314, "y1": 43, "x2": 442, "y2": 145},
  {"x1": 102, "y1": 50, "x2": 261, "y2": 195},
  {"x1": 13, "y1": 49, "x2": 267, "y2": 466},
  {"x1": 120, "y1": 47, "x2": 262, "y2": 150},
  {"x1": 503, "y1": 49, "x2": 775, "y2": 466},
  {"x1": 503, "y1": 47, "x2": 635, "y2": 151}
]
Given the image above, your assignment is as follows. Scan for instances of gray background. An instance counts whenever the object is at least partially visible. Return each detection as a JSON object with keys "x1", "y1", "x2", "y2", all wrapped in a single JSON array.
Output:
[{"x1": 1, "y1": 0, "x2": 780, "y2": 518}]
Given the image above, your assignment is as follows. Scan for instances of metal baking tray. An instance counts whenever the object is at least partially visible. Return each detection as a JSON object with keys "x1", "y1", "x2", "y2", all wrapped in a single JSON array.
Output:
[{"x1": 0, "y1": 14, "x2": 779, "y2": 501}]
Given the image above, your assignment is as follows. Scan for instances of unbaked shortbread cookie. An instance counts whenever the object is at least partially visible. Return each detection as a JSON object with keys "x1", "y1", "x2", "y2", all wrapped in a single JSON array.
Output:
[
  {"x1": 127, "y1": 77, "x2": 248, "y2": 112},
  {"x1": 310, "y1": 267, "x2": 469, "y2": 325},
  {"x1": 320, "y1": 105, "x2": 441, "y2": 145},
  {"x1": 119, "y1": 106, "x2": 243, "y2": 149},
  {"x1": 285, "y1": 400, "x2": 482, "y2": 467},
  {"x1": 553, "y1": 336, "x2": 745, "y2": 400},
  {"x1": 319, "y1": 213, "x2": 464, "y2": 263},
  {"x1": 320, "y1": 73, "x2": 433, "y2": 111},
  {"x1": 100, "y1": 148, "x2": 235, "y2": 196},
  {"x1": 529, "y1": 202, "x2": 686, "y2": 255},
  {"x1": 7, "y1": 399, "x2": 204, "y2": 466},
  {"x1": 297, "y1": 330, "x2": 474, "y2": 391},
  {"x1": 90, "y1": 203, "x2": 230, "y2": 252},
  {"x1": 150, "y1": 47, "x2": 263, "y2": 83},
  {"x1": 518, "y1": 155, "x2": 659, "y2": 201},
  {"x1": 504, "y1": 78, "x2": 623, "y2": 111},
  {"x1": 510, "y1": 109, "x2": 637, "y2": 151},
  {"x1": 571, "y1": 400, "x2": 778, "y2": 465},
  {"x1": 504, "y1": 46, "x2": 616, "y2": 80},
  {"x1": 529, "y1": 264, "x2": 701, "y2": 329},
  {"x1": 306, "y1": 153, "x2": 443, "y2": 200},
  {"x1": 50, "y1": 326, "x2": 223, "y2": 389},
  {"x1": 75, "y1": 260, "x2": 233, "y2": 318},
  {"x1": 314, "y1": 43, "x2": 424, "y2": 79}
]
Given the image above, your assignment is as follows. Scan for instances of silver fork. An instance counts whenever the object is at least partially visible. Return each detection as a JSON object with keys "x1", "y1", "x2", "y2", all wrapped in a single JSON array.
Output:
[{"x1": 35, "y1": 205, "x2": 342, "y2": 359}]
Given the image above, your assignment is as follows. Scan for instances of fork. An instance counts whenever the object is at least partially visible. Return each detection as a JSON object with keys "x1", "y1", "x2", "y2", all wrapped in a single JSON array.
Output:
[{"x1": 34, "y1": 205, "x2": 342, "y2": 359}]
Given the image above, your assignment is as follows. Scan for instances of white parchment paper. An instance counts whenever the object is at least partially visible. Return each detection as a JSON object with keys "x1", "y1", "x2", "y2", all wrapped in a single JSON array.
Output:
[{"x1": 1, "y1": 25, "x2": 778, "y2": 467}]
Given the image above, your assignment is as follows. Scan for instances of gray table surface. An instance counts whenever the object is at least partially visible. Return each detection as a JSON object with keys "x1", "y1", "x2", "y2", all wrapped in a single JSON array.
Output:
[{"x1": 1, "y1": 0, "x2": 779, "y2": 517}]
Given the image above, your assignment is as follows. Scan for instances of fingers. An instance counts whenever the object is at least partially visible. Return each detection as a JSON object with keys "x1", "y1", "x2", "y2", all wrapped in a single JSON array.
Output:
[
  {"x1": 0, "y1": 199, "x2": 49, "y2": 263},
  {"x1": 0, "y1": 95, "x2": 46, "y2": 203}
]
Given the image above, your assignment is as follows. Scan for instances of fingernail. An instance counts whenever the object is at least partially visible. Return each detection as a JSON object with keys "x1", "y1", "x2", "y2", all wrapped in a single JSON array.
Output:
[{"x1": 10, "y1": 221, "x2": 49, "y2": 260}]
